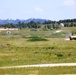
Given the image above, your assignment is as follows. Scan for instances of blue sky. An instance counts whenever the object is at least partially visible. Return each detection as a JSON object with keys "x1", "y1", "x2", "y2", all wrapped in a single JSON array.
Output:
[{"x1": 0, "y1": 0, "x2": 76, "y2": 21}]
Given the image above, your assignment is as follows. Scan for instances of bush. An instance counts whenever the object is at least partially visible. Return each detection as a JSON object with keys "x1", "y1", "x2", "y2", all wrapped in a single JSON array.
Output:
[
  {"x1": 28, "y1": 36, "x2": 48, "y2": 41},
  {"x1": 56, "y1": 53, "x2": 63, "y2": 57}
]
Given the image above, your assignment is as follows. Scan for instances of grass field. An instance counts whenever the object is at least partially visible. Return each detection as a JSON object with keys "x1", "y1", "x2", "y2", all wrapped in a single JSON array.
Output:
[
  {"x1": 0, "y1": 27, "x2": 76, "y2": 74},
  {"x1": 0, "y1": 67, "x2": 76, "y2": 75}
]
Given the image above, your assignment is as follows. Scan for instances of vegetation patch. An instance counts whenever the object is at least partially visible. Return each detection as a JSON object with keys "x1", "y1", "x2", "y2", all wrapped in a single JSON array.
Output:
[
  {"x1": 55, "y1": 53, "x2": 63, "y2": 57},
  {"x1": 28, "y1": 36, "x2": 48, "y2": 41}
]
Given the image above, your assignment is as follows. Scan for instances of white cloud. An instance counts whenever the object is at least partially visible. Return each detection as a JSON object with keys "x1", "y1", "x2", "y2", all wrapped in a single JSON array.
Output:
[
  {"x1": 34, "y1": 7, "x2": 44, "y2": 13},
  {"x1": 64, "y1": 0, "x2": 75, "y2": 7}
]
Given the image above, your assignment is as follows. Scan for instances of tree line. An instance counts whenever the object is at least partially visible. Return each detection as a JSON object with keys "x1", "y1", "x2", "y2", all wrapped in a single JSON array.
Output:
[
  {"x1": 0, "y1": 19, "x2": 76, "y2": 29},
  {"x1": 0, "y1": 20, "x2": 60, "y2": 30},
  {"x1": 59, "y1": 19, "x2": 76, "y2": 27}
]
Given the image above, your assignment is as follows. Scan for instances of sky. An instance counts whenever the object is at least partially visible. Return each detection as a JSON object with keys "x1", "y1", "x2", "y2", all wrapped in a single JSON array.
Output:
[{"x1": 0, "y1": 0, "x2": 76, "y2": 21}]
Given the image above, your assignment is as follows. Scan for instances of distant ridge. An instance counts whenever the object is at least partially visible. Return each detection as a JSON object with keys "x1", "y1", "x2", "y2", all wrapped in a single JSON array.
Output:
[{"x1": 0, "y1": 18, "x2": 50, "y2": 24}]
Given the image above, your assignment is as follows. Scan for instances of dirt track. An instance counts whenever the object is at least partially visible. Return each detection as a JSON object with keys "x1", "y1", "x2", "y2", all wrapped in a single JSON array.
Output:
[{"x1": 0, "y1": 63, "x2": 76, "y2": 69}]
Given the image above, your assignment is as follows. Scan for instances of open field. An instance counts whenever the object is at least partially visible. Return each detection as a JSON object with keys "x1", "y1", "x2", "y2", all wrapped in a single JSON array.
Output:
[
  {"x1": 0, "y1": 34, "x2": 76, "y2": 66},
  {"x1": 0, "y1": 67, "x2": 76, "y2": 75},
  {"x1": 0, "y1": 27, "x2": 76, "y2": 74},
  {"x1": 0, "y1": 37, "x2": 76, "y2": 66}
]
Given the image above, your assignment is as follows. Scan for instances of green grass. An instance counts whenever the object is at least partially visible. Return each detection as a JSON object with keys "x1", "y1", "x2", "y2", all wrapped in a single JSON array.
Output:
[
  {"x1": 0, "y1": 37, "x2": 76, "y2": 67},
  {"x1": 0, "y1": 67, "x2": 76, "y2": 74},
  {"x1": 62, "y1": 27, "x2": 76, "y2": 35},
  {"x1": 0, "y1": 28, "x2": 66, "y2": 38},
  {"x1": 0, "y1": 28, "x2": 76, "y2": 74}
]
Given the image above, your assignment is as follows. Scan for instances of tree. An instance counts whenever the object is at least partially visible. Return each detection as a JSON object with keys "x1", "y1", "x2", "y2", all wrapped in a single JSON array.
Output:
[{"x1": 47, "y1": 24, "x2": 51, "y2": 29}]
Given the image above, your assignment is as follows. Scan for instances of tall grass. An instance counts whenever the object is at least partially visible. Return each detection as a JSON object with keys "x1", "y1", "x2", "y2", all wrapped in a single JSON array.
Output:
[
  {"x1": 0, "y1": 28, "x2": 76, "y2": 74},
  {"x1": 0, "y1": 67, "x2": 76, "y2": 74},
  {"x1": 0, "y1": 37, "x2": 76, "y2": 67}
]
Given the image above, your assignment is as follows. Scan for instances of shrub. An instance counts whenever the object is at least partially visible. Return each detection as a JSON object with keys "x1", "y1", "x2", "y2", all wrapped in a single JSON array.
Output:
[
  {"x1": 56, "y1": 53, "x2": 63, "y2": 57},
  {"x1": 28, "y1": 36, "x2": 48, "y2": 41}
]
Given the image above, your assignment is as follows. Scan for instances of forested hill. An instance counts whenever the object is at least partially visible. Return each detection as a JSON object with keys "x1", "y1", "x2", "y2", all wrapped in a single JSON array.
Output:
[
  {"x1": 0, "y1": 18, "x2": 49, "y2": 24},
  {"x1": 0, "y1": 18, "x2": 76, "y2": 24}
]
